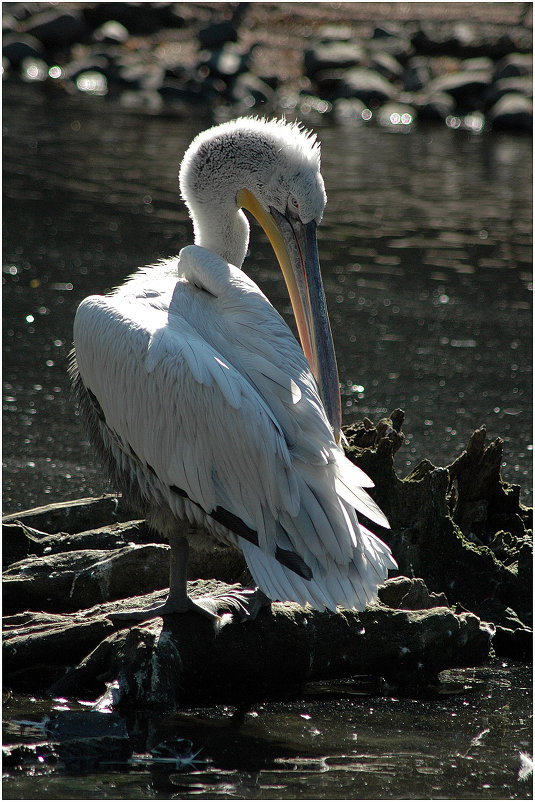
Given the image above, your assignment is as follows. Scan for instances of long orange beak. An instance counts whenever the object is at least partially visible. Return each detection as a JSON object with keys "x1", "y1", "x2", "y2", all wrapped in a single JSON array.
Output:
[{"x1": 237, "y1": 188, "x2": 342, "y2": 442}]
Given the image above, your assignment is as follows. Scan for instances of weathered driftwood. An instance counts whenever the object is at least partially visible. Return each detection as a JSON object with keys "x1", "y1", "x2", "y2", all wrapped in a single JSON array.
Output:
[
  {"x1": 2, "y1": 416, "x2": 531, "y2": 707},
  {"x1": 345, "y1": 414, "x2": 532, "y2": 660},
  {"x1": 4, "y1": 577, "x2": 491, "y2": 707}
]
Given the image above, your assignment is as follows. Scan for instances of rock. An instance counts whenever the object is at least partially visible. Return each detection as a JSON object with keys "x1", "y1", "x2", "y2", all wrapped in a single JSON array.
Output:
[
  {"x1": 2, "y1": 518, "x2": 152, "y2": 568},
  {"x1": 426, "y1": 69, "x2": 493, "y2": 105},
  {"x1": 60, "y1": 56, "x2": 112, "y2": 84},
  {"x1": 304, "y1": 42, "x2": 365, "y2": 78},
  {"x1": 369, "y1": 51, "x2": 404, "y2": 83},
  {"x1": 378, "y1": 576, "x2": 449, "y2": 610},
  {"x1": 345, "y1": 422, "x2": 532, "y2": 654},
  {"x1": 3, "y1": 415, "x2": 531, "y2": 706},
  {"x1": 199, "y1": 21, "x2": 238, "y2": 50},
  {"x1": 340, "y1": 67, "x2": 398, "y2": 105},
  {"x1": 22, "y1": 8, "x2": 88, "y2": 48},
  {"x1": 2, "y1": 33, "x2": 45, "y2": 68},
  {"x1": 3, "y1": 609, "x2": 114, "y2": 689},
  {"x1": 488, "y1": 92, "x2": 533, "y2": 132},
  {"x1": 20, "y1": 56, "x2": 48, "y2": 82},
  {"x1": 493, "y1": 52, "x2": 533, "y2": 81},
  {"x1": 2, "y1": 578, "x2": 491, "y2": 706},
  {"x1": 82, "y1": 3, "x2": 170, "y2": 35},
  {"x1": 231, "y1": 72, "x2": 274, "y2": 108},
  {"x1": 460, "y1": 56, "x2": 495, "y2": 73},
  {"x1": 333, "y1": 97, "x2": 368, "y2": 124},
  {"x1": 368, "y1": 29, "x2": 414, "y2": 61},
  {"x1": 402, "y1": 56, "x2": 432, "y2": 91},
  {"x1": 413, "y1": 89, "x2": 456, "y2": 121},
  {"x1": 92, "y1": 20, "x2": 129, "y2": 45},
  {"x1": 198, "y1": 4, "x2": 248, "y2": 50},
  {"x1": 491, "y1": 625, "x2": 532, "y2": 662},
  {"x1": 3, "y1": 544, "x2": 170, "y2": 614},
  {"x1": 486, "y1": 76, "x2": 533, "y2": 107},
  {"x1": 2, "y1": 494, "x2": 132, "y2": 535}
]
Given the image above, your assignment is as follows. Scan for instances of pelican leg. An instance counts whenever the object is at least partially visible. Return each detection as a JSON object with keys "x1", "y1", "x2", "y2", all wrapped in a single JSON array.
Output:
[
  {"x1": 109, "y1": 534, "x2": 218, "y2": 625},
  {"x1": 108, "y1": 535, "x2": 262, "y2": 627}
]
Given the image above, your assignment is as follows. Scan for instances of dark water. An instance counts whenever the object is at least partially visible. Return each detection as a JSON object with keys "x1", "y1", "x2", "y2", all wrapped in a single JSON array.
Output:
[
  {"x1": 2, "y1": 661, "x2": 533, "y2": 800},
  {"x1": 2, "y1": 84, "x2": 533, "y2": 799},
  {"x1": 2, "y1": 83, "x2": 532, "y2": 513}
]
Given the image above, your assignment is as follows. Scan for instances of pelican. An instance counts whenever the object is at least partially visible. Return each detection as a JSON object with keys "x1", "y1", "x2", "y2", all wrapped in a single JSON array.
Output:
[{"x1": 70, "y1": 117, "x2": 396, "y2": 624}]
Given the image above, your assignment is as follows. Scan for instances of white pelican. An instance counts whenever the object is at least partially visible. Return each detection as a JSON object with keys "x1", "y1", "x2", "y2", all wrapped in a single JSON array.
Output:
[{"x1": 71, "y1": 117, "x2": 396, "y2": 624}]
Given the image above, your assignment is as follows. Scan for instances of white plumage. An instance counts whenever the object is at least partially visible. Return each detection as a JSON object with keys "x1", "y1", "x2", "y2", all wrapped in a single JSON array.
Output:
[{"x1": 71, "y1": 117, "x2": 396, "y2": 623}]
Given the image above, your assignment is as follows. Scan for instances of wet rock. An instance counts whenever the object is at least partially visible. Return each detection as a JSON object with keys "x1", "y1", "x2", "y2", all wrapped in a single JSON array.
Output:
[
  {"x1": 369, "y1": 51, "x2": 404, "y2": 83},
  {"x1": 2, "y1": 494, "x2": 131, "y2": 534},
  {"x1": 231, "y1": 72, "x2": 274, "y2": 108},
  {"x1": 2, "y1": 518, "x2": 152, "y2": 567},
  {"x1": 4, "y1": 610, "x2": 114, "y2": 689},
  {"x1": 4, "y1": 415, "x2": 531, "y2": 707},
  {"x1": 345, "y1": 420, "x2": 532, "y2": 655},
  {"x1": 411, "y1": 22, "x2": 531, "y2": 59},
  {"x1": 3, "y1": 544, "x2": 169, "y2": 614},
  {"x1": 461, "y1": 56, "x2": 495, "y2": 73},
  {"x1": 484, "y1": 76, "x2": 532, "y2": 113},
  {"x1": 82, "y1": 3, "x2": 171, "y2": 35},
  {"x1": 333, "y1": 97, "x2": 368, "y2": 124},
  {"x1": 199, "y1": 21, "x2": 238, "y2": 50},
  {"x1": 377, "y1": 576, "x2": 449, "y2": 610},
  {"x1": 413, "y1": 89, "x2": 456, "y2": 121},
  {"x1": 92, "y1": 20, "x2": 129, "y2": 45},
  {"x1": 426, "y1": 69, "x2": 493, "y2": 107},
  {"x1": 493, "y1": 52, "x2": 533, "y2": 81},
  {"x1": 198, "y1": 3, "x2": 248, "y2": 50},
  {"x1": 487, "y1": 92, "x2": 533, "y2": 133},
  {"x1": 304, "y1": 42, "x2": 365, "y2": 78},
  {"x1": 2, "y1": 577, "x2": 490, "y2": 706},
  {"x1": 402, "y1": 56, "x2": 432, "y2": 91},
  {"x1": 20, "y1": 55, "x2": 48, "y2": 82},
  {"x1": 339, "y1": 67, "x2": 398, "y2": 105},
  {"x1": 369, "y1": 27, "x2": 414, "y2": 61},
  {"x1": 2, "y1": 33, "x2": 45, "y2": 68},
  {"x1": 21, "y1": 8, "x2": 88, "y2": 49}
]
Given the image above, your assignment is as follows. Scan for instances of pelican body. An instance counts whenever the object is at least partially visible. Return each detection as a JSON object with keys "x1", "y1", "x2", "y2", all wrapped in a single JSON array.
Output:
[{"x1": 71, "y1": 117, "x2": 396, "y2": 622}]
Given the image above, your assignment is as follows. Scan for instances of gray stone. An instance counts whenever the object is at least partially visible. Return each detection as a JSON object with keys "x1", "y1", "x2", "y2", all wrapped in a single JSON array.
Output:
[
  {"x1": 92, "y1": 20, "x2": 129, "y2": 45},
  {"x1": 427, "y1": 69, "x2": 493, "y2": 101},
  {"x1": 340, "y1": 67, "x2": 398, "y2": 105},
  {"x1": 2, "y1": 33, "x2": 44, "y2": 68},
  {"x1": 3, "y1": 578, "x2": 491, "y2": 706},
  {"x1": 413, "y1": 89, "x2": 456, "y2": 120},
  {"x1": 493, "y1": 53, "x2": 533, "y2": 81},
  {"x1": 403, "y1": 57, "x2": 432, "y2": 91},
  {"x1": 369, "y1": 51, "x2": 404, "y2": 83},
  {"x1": 22, "y1": 8, "x2": 88, "y2": 48},
  {"x1": 2, "y1": 494, "x2": 131, "y2": 534},
  {"x1": 486, "y1": 76, "x2": 533, "y2": 107},
  {"x1": 3, "y1": 544, "x2": 170, "y2": 614},
  {"x1": 488, "y1": 92, "x2": 533, "y2": 130},
  {"x1": 304, "y1": 42, "x2": 365, "y2": 78}
]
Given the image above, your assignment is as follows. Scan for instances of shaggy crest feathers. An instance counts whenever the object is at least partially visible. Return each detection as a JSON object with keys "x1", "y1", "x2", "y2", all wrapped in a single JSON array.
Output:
[{"x1": 178, "y1": 116, "x2": 327, "y2": 267}]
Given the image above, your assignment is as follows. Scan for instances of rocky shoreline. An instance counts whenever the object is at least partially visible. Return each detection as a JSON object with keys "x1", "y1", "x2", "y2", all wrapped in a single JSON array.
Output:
[
  {"x1": 3, "y1": 412, "x2": 532, "y2": 711},
  {"x1": 3, "y1": 2, "x2": 532, "y2": 131}
]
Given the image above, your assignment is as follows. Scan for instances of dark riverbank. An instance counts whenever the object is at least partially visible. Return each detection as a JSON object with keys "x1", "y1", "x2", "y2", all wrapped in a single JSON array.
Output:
[{"x1": 3, "y1": 2, "x2": 533, "y2": 130}]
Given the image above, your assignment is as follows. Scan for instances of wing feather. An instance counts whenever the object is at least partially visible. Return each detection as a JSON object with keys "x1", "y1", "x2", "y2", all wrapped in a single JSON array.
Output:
[{"x1": 73, "y1": 247, "x2": 396, "y2": 612}]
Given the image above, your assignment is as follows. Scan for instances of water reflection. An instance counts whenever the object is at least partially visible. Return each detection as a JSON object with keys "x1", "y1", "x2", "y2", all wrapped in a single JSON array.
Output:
[
  {"x1": 2, "y1": 661, "x2": 532, "y2": 799},
  {"x1": 2, "y1": 82, "x2": 532, "y2": 514}
]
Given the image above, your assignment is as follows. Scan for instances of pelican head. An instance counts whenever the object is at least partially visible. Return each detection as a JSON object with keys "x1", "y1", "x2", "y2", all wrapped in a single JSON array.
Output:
[{"x1": 179, "y1": 117, "x2": 342, "y2": 441}]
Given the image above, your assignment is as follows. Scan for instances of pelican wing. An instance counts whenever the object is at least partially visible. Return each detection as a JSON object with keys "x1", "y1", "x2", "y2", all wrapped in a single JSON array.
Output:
[{"x1": 73, "y1": 248, "x2": 395, "y2": 611}]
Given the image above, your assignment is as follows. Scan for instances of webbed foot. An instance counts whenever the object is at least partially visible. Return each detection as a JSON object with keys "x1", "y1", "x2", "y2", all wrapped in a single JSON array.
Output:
[{"x1": 107, "y1": 584, "x2": 264, "y2": 631}]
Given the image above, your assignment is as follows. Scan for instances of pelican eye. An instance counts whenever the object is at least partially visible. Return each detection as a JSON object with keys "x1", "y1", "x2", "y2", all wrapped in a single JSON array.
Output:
[{"x1": 287, "y1": 195, "x2": 300, "y2": 219}]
